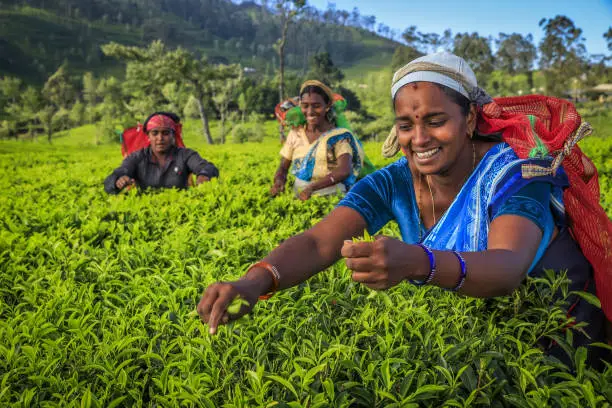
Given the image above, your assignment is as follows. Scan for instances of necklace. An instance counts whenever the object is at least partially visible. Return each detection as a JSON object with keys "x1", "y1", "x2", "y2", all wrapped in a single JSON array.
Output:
[{"x1": 416, "y1": 142, "x2": 477, "y2": 239}]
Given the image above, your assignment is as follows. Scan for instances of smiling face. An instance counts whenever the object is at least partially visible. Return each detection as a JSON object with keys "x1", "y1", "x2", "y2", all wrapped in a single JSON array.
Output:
[
  {"x1": 300, "y1": 91, "x2": 331, "y2": 128},
  {"x1": 394, "y1": 82, "x2": 477, "y2": 176},
  {"x1": 147, "y1": 127, "x2": 175, "y2": 154}
]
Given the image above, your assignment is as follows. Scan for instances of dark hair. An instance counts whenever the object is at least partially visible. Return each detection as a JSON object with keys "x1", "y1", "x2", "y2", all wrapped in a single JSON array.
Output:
[
  {"x1": 433, "y1": 83, "x2": 471, "y2": 116},
  {"x1": 434, "y1": 83, "x2": 502, "y2": 142},
  {"x1": 300, "y1": 85, "x2": 331, "y2": 104},
  {"x1": 143, "y1": 111, "x2": 181, "y2": 132}
]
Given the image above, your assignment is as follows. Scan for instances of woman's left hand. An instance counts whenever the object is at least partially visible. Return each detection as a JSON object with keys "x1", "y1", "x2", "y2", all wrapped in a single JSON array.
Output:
[
  {"x1": 196, "y1": 175, "x2": 211, "y2": 185},
  {"x1": 298, "y1": 186, "x2": 313, "y2": 201},
  {"x1": 341, "y1": 236, "x2": 426, "y2": 290}
]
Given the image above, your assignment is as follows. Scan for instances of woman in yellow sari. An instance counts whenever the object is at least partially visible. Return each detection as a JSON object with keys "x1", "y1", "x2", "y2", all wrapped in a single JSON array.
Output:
[{"x1": 270, "y1": 80, "x2": 365, "y2": 201}]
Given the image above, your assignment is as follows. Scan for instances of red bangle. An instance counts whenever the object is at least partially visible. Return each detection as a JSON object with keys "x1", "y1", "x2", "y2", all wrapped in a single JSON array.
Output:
[{"x1": 247, "y1": 261, "x2": 280, "y2": 300}]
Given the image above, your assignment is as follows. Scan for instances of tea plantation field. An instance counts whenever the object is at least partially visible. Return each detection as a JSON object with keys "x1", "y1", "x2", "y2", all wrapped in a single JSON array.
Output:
[{"x1": 1, "y1": 121, "x2": 611, "y2": 407}]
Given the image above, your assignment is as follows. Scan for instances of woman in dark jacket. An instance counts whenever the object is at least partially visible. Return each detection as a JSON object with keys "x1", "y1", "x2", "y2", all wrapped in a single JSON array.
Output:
[{"x1": 104, "y1": 112, "x2": 218, "y2": 194}]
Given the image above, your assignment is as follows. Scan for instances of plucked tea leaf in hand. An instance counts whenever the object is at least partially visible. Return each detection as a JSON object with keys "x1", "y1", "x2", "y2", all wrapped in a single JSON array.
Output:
[{"x1": 227, "y1": 296, "x2": 250, "y2": 315}]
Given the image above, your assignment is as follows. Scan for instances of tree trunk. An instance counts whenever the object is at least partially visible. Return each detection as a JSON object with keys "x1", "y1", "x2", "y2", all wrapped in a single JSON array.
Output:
[
  {"x1": 195, "y1": 92, "x2": 214, "y2": 144},
  {"x1": 278, "y1": 40, "x2": 286, "y2": 104},
  {"x1": 277, "y1": 15, "x2": 290, "y2": 143},
  {"x1": 303, "y1": 42, "x2": 308, "y2": 74},
  {"x1": 527, "y1": 71, "x2": 534, "y2": 91},
  {"x1": 220, "y1": 111, "x2": 226, "y2": 144}
]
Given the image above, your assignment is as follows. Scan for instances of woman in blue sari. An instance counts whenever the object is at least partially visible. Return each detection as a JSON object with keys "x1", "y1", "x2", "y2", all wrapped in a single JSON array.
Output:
[
  {"x1": 270, "y1": 80, "x2": 365, "y2": 200},
  {"x1": 199, "y1": 53, "x2": 609, "y2": 366}
]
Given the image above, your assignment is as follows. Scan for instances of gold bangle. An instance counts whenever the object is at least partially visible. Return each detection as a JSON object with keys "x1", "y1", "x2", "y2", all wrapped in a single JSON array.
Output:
[{"x1": 247, "y1": 261, "x2": 280, "y2": 300}]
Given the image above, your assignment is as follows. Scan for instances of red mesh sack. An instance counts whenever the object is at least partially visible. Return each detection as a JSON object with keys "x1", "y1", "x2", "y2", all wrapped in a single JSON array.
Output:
[
  {"x1": 477, "y1": 95, "x2": 612, "y2": 322},
  {"x1": 120, "y1": 123, "x2": 186, "y2": 158}
]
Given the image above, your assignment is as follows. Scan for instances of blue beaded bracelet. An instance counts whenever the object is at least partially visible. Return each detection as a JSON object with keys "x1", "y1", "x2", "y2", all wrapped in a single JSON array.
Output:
[
  {"x1": 450, "y1": 251, "x2": 467, "y2": 291},
  {"x1": 410, "y1": 243, "x2": 436, "y2": 286}
]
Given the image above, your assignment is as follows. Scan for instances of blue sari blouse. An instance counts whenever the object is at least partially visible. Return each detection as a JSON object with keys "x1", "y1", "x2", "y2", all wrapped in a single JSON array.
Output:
[{"x1": 338, "y1": 143, "x2": 569, "y2": 273}]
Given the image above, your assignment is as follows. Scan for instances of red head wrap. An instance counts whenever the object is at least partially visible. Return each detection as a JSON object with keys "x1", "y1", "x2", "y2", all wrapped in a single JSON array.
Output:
[{"x1": 145, "y1": 114, "x2": 178, "y2": 132}]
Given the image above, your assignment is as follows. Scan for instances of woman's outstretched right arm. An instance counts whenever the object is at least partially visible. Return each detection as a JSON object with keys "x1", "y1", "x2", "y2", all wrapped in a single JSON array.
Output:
[
  {"x1": 103, "y1": 153, "x2": 140, "y2": 194},
  {"x1": 270, "y1": 157, "x2": 291, "y2": 196},
  {"x1": 197, "y1": 206, "x2": 367, "y2": 334}
]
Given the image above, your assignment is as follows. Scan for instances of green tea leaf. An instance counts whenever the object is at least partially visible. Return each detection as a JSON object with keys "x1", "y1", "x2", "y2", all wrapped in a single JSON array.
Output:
[
  {"x1": 227, "y1": 296, "x2": 250, "y2": 315},
  {"x1": 569, "y1": 291, "x2": 601, "y2": 309}
]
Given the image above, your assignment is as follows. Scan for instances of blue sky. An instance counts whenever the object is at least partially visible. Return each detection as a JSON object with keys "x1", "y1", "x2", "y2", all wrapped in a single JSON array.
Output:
[{"x1": 307, "y1": 0, "x2": 612, "y2": 55}]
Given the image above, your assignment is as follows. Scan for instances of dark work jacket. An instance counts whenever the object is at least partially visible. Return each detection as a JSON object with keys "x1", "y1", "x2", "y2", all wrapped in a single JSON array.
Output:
[
  {"x1": 530, "y1": 228, "x2": 610, "y2": 369},
  {"x1": 104, "y1": 146, "x2": 219, "y2": 194}
]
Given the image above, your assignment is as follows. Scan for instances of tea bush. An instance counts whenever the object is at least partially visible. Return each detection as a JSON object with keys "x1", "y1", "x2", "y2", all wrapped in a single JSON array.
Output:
[{"x1": 0, "y1": 130, "x2": 611, "y2": 407}]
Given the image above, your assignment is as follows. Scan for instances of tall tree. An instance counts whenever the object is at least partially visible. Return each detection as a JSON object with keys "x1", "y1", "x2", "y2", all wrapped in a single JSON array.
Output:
[
  {"x1": 361, "y1": 15, "x2": 376, "y2": 31},
  {"x1": 0, "y1": 77, "x2": 22, "y2": 110},
  {"x1": 585, "y1": 54, "x2": 611, "y2": 87},
  {"x1": 495, "y1": 33, "x2": 536, "y2": 89},
  {"x1": 402, "y1": 26, "x2": 423, "y2": 52},
  {"x1": 495, "y1": 33, "x2": 536, "y2": 74},
  {"x1": 0, "y1": 77, "x2": 23, "y2": 139},
  {"x1": 391, "y1": 46, "x2": 422, "y2": 71},
  {"x1": 402, "y1": 26, "x2": 452, "y2": 54},
  {"x1": 82, "y1": 72, "x2": 99, "y2": 124},
  {"x1": 95, "y1": 76, "x2": 125, "y2": 144},
  {"x1": 306, "y1": 52, "x2": 344, "y2": 87},
  {"x1": 102, "y1": 41, "x2": 240, "y2": 144},
  {"x1": 274, "y1": 0, "x2": 306, "y2": 142},
  {"x1": 20, "y1": 86, "x2": 43, "y2": 140},
  {"x1": 538, "y1": 15, "x2": 587, "y2": 96},
  {"x1": 604, "y1": 27, "x2": 612, "y2": 52},
  {"x1": 210, "y1": 66, "x2": 242, "y2": 144},
  {"x1": 41, "y1": 64, "x2": 76, "y2": 143},
  {"x1": 453, "y1": 33, "x2": 494, "y2": 87},
  {"x1": 42, "y1": 64, "x2": 75, "y2": 110}
]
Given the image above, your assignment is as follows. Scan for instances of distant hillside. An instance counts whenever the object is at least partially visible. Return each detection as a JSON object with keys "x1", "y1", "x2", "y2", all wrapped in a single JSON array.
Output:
[{"x1": 0, "y1": 1, "x2": 400, "y2": 83}]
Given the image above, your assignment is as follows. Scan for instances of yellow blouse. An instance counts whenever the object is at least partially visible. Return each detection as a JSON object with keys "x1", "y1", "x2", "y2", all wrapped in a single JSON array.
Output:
[{"x1": 280, "y1": 127, "x2": 353, "y2": 176}]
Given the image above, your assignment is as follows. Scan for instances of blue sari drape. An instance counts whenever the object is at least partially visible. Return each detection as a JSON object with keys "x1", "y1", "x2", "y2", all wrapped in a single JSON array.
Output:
[
  {"x1": 292, "y1": 128, "x2": 364, "y2": 189},
  {"x1": 339, "y1": 143, "x2": 569, "y2": 272}
]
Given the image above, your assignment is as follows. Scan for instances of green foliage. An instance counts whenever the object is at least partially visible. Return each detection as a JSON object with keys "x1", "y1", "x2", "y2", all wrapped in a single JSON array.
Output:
[
  {"x1": 0, "y1": 1, "x2": 400, "y2": 85},
  {"x1": 605, "y1": 27, "x2": 612, "y2": 52},
  {"x1": 306, "y1": 52, "x2": 345, "y2": 87},
  {"x1": 231, "y1": 123, "x2": 264, "y2": 144},
  {"x1": 69, "y1": 100, "x2": 86, "y2": 126},
  {"x1": 346, "y1": 70, "x2": 393, "y2": 119},
  {"x1": 0, "y1": 76, "x2": 22, "y2": 111},
  {"x1": 391, "y1": 46, "x2": 422, "y2": 72},
  {"x1": 352, "y1": 229, "x2": 374, "y2": 243},
  {"x1": 488, "y1": 71, "x2": 532, "y2": 97},
  {"x1": 453, "y1": 32, "x2": 494, "y2": 87},
  {"x1": 231, "y1": 125, "x2": 250, "y2": 144},
  {"x1": 538, "y1": 15, "x2": 588, "y2": 96},
  {"x1": 101, "y1": 40, "x2": 242, "y2": 144},
  {"x1": 0, "y1": 129, "x2": 610, "y2": 405},
  {"x1": 42, "y1": 64, "x2": 75, "y2": 109},
  {"x1": 401, "y1": 26, "x2": 453, "y2": 55},
  {"x1": 231, "y1": 115, "x2": 267, "y2": 144},
  {"x1": 495, "y1": 33, "x2": 537, "y2": 75},
  {"x1": 183, "y1": 95, "x2": 201, "y2": 120}
]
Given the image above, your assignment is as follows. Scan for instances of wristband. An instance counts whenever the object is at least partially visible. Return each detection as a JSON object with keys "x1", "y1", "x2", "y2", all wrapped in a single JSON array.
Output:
[
  {"x1": 410, "y1": 243, "x2": 436, "y2": 286},
  {"x1": 450, "y1": 251, "x2": 467, "y2": 291},
  {"x1": 246, "y1": 261, "x2": 280, "y2": 300}
]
